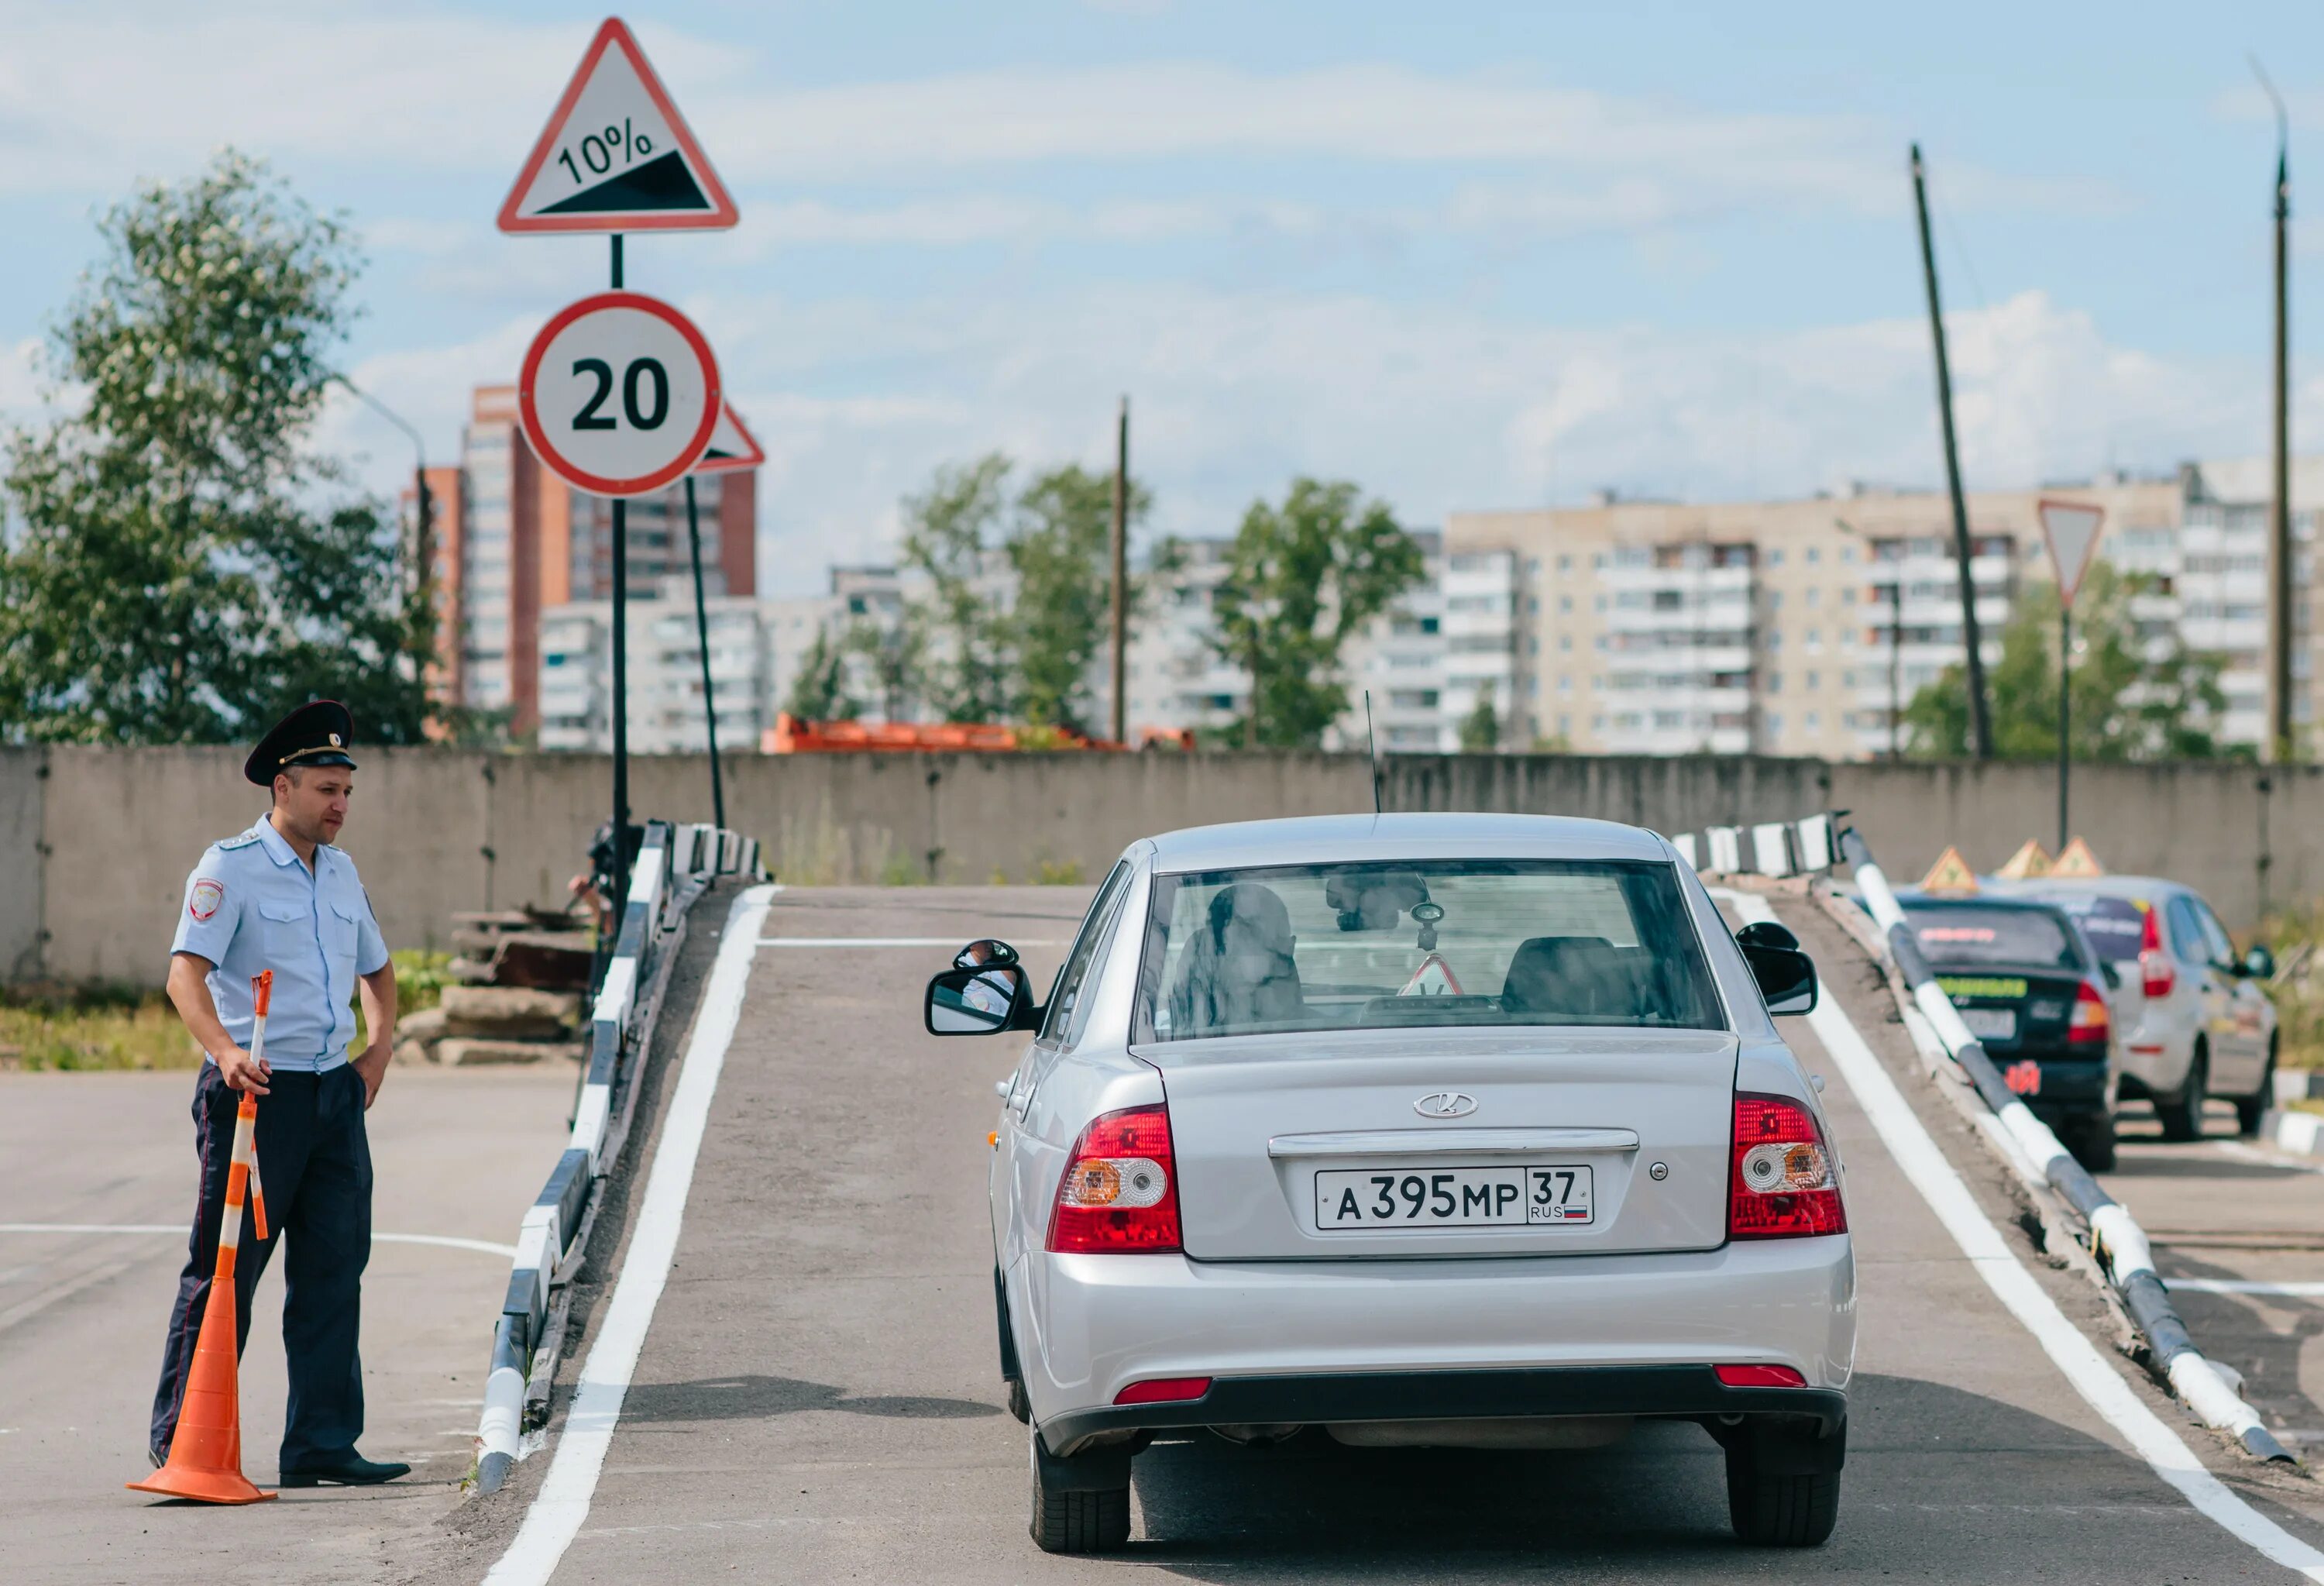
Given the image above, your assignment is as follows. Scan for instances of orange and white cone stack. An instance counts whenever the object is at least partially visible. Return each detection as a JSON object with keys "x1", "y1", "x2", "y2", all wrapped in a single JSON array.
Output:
[{"x1": 129, "y1": 970, "x2": 277, "y2": 1505}]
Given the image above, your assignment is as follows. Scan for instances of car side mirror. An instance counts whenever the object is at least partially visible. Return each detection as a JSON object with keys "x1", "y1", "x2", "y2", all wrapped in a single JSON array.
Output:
[
  {"x1": 925, "y1": 964, "x2": 1031, "y2": 1035},
  {"x1": 1742, "y1": 941, "x2": 1818, "y2": 1016},
  {"x1": 2243, "y1": 945, "x2": 2276, "y2": 982},
  {"x1": 954, "y1": 938, "x2": 1020, "y2": 970},
  {"x1": 1735, "y1": 920, "x2": 1800, "y2": 953}
]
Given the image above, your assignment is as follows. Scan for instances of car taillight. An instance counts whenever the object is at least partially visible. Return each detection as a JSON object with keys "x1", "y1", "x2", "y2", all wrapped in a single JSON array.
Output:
[
  {"x1": 1728, "y1": 1092, "x2": 1846, "y2": 1240},
  {"x1": 1114, "y1": 1376, "x2": 1212, "y2": 1405},
  {"x1": 1714, "y1": 1364, "x2": 1807, "y2": 1388},
  {"x1": 2138, "y1": 903, "x2": 2174, "y2": 999},
  {"x1": 1047, "y1": 1104, "x2": 1182, "y2": 1254},
  {"x1": 2069, "y1": 979, "x2": 2109, "y2": 1046}
]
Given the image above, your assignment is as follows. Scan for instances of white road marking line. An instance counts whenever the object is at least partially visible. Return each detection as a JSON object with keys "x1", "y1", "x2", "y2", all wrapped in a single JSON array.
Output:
[
  {"x1": 0, "y1": 1223, "x2": 517, "y2": 1258},
  {"x1": 1721, "y1": 892, "x2": 2324, "y2": 1582},
  {"x1": 484, "y1": 882, "x2": 778, "y2": 1586},
  {"x1": 2168, "y1": 1280, "x2": 2324, "y2": 1299},
  {"x1": 2215, "y1": 1140, "x2": 2324, "y2": 1176},
  {"x1": 756, "y1": 937, "x2": 1067, "y2": 948}
]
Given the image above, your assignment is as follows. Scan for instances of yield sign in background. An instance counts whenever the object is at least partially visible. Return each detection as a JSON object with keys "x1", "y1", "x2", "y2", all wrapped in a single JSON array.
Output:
[
  {"x1": 691, "y1": 401, "x2": 765, "y2": 475},
  {"x1": 518, "y1": 291, "x2": 721, "y2": 496},
  {"x1": 2037, "y1": 497, "x2": 2106, "y2": 608},
  {"x1": 499, "y1": 16, "x2": 738, "y2": 233}
]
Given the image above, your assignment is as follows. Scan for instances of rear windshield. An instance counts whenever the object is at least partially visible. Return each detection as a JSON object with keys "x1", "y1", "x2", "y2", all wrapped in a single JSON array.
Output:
[
  {"x1": 2040, "y1": 895, "x2": 2146, "y2": 965},
  {"x1": 1136, "y1": 858, "x2": 1725, "y2": 1040},
  {"x1": 1903, "y1": 906, "x2": 2081, "y2": 970}
]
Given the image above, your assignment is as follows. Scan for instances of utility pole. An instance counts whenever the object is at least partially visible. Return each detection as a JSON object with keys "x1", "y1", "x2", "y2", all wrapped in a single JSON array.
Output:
[
  {"x1": 1110, "y1": 396, "x2": 1129, "y2": 745},
  {"x1": 2257, "y1": 60, "x2": 2295, "y2": 762},
  {"x1": 1911, "y1": 144, "x2": 1993, "y2": 759},
  {"x1": 1888, "y1": 569, "x2": 1903, "y2": 759}
]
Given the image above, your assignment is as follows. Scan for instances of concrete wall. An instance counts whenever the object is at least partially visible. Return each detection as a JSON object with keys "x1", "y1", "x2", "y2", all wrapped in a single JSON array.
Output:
[{"x1": 8, "y1": 745, "x2": 2319, "y2": 986}]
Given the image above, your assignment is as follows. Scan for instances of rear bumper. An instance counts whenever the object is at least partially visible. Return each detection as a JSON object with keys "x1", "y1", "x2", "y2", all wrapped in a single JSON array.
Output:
[
  {"x1": 1041, "y1": 1364, "x2": 1846, "y2": 1456},
  {"x1": 1014, "y1": 1233, "x2": 1854, "y2": 1447}
]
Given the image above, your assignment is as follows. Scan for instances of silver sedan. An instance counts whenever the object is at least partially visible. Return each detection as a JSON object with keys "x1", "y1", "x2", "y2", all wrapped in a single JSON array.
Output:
[{"x1": 923, "y1": 812, "x2": 1855, "y2": 1554}]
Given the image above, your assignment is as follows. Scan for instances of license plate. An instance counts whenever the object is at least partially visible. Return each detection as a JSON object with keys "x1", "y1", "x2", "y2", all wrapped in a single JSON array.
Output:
[
  {"x1": 1314, "y1": 1165, "x2": 1594, "y2": 1230},
  {"x1": 1960, "y1": 1007, "x2": 2017, "y2": 1040}
]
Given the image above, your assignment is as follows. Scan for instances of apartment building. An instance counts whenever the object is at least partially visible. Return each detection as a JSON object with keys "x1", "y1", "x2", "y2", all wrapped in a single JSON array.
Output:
[{"x1": 422, "y1": 383, "x2": 758, "y2": 735}]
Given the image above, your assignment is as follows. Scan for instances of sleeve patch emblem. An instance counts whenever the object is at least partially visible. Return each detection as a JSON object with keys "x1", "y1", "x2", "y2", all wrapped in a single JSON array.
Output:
[{"x1": 189, "y1": 878, "x2": 225, "y2": 922}]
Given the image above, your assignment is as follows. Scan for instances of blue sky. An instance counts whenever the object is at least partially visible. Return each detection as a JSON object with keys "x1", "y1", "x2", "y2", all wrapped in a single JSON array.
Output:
[{"x1": 2, "y1": 1, "x2": 2322, "y2": 592}]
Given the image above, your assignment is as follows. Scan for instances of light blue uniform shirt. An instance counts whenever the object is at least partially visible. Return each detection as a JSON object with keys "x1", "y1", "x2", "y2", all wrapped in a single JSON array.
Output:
[{"x1": 171, "y1": 817, "x2": 390, "y2": 1072}]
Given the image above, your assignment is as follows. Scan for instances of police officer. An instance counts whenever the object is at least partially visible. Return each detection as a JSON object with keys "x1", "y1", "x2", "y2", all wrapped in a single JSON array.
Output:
[{"x1": 146, "y1": 700, "x2": 409, "y2": 1486}]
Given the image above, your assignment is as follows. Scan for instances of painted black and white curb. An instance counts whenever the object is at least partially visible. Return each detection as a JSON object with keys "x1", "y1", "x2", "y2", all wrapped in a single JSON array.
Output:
[
  {"x1": 1827, "y1": 824, "x2": 2295, "y2": 1465},
  {"x1": 474, "y1": 821, "x2": 762, "y2": 1495},
  {"x1": 2260, "y1": 1070, "x2": 2324, "y2": 1158}
]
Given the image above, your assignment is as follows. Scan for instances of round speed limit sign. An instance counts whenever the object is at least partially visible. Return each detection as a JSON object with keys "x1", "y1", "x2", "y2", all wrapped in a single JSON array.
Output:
[{"x1": 517, "y1": 291, "x2": 721, "y2": 496}]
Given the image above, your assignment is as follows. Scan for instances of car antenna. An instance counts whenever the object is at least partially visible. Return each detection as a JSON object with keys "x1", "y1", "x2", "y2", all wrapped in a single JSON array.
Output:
[{"x1": 1364, "y1": 689, "x2": 1384, "y2": 816}]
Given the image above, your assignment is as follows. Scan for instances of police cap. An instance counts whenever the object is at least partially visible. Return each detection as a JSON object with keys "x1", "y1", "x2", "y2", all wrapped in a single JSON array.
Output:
[{"x1": 245, "y1": 700, "x2": 359, "y2": 787}]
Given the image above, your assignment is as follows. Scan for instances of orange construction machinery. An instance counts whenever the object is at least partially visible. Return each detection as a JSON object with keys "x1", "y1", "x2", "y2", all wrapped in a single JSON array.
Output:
[{"x1": 762, "y1": 713, "x2": 1194, "y2": 754}]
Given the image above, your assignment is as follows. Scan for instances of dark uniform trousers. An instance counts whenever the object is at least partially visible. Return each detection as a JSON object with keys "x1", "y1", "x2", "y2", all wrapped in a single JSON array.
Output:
[{"x1": 148, "y1": 1061, "x2": 373, "y2": 1468}]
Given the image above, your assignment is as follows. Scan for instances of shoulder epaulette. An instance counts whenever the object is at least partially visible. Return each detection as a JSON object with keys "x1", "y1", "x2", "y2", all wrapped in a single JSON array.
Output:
[{"x1": 218, "y1": 833, "x2": 262, "y2": 851}]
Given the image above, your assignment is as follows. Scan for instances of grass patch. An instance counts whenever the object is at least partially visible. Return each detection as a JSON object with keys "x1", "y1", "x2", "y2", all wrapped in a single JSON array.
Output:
[{"x1": 2258, "y1": 900, "x2": 2324, "y2": 1069}]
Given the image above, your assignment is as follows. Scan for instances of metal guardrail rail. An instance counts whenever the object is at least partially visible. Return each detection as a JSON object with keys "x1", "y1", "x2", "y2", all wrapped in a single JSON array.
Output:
[
  {"x1": 473, "y1": 820, "x2": 761, "y2": 1495},
  {"x1": 1674, "y1": 810, "x2": 2295, "y2": 1466}
]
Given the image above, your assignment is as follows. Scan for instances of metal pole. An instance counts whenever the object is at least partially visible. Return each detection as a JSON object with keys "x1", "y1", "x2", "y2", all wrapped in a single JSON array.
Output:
[
  {"x1": 684, "y1": 474, "x2": 726, "y2": 830},
  {"x1": 1912, "y1": 144, "x2": 1993, "y2": 760},
  {"x1": 1110, "y1": 396, "x2": 1129, "y2": 745},
  {"x1": 609, "y1": 233, "x2": 629, "y2": 917},
  {"x1": 2268, "y1": 98, "x2": 2295, "y2": 761},
  {"x1": 1889, "y1": 572, "x2": 1903, "y2": 759},
  {"x1": 2058, "y1": 602, "x2": 2071, "y2": 851}
]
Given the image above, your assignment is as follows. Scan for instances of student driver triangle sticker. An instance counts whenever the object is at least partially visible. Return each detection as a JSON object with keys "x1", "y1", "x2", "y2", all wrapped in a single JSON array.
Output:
[{"x1": 500, "y1": 17, "x2": 738, "y2": 233}]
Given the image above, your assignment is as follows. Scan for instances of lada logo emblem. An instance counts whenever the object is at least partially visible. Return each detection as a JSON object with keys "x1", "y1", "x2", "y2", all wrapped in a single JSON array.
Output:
[{"x1": 1414, "y1": 1091, "x2": 1477, "y2": 1119}]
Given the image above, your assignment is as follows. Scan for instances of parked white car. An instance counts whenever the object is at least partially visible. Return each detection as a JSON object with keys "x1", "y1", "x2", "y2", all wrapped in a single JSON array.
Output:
[
  {"x1": 924, "y1": 813, "x2": 1855, "y2": 1554},
  {"x1": 1999, "y1": 876, "x2": 2278, "y2": 1140}
]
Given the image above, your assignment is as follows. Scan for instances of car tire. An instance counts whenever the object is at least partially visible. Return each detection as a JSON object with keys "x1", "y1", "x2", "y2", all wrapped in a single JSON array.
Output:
[
  {"x1": 2068, "y1": 1112, "x2": 2117, "y2": 1173},
  {"x1": 1029, "y1": 1431, "x2": 1132, "y2": 1554},
  {"x1": 2236, "y1": 1043, "x2": 2278, "y2": 1138},
  {"x1": 1726, "y1": 1441, "x2": 1841, "y2": 1547},
  {"x1": 2155, "y1": 1045, "x2": 2207, "y2": 1143}
]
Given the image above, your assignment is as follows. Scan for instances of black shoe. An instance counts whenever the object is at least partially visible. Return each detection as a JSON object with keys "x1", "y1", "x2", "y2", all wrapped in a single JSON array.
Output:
[{"x1": 279, "y1": 1452, "x2": 411, "y2": 1487}]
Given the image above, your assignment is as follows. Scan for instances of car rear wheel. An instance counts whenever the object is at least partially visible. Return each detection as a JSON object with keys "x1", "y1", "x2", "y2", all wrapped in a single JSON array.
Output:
[
  {"x1": 1030, "y1": 1430, "x2": 1132, "y2": 1554},
  {"x1": 2236, "y1": 1043, "x2": 2278, "y2": 1137},
  {"x1": 1724, "y1": 1418, "x2": 1843, "y2": 1546},
  {"x1": 2155, "y1": 1046, "x2": 2207, "y2": 1143}
]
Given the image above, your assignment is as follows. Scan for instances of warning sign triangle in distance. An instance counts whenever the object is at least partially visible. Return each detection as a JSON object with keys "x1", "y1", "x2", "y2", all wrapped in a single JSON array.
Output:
[
  {"x1": 2037, "y1": 497, "x2": 2106, "y2": 609},
  {"x1": 500, "y1": 17, "x2": 739, "y2": 234},
  {"x1": 1919, "y1": 846, "x2": 1979, "y2": 894},
  {"x1": 690, "y1": 401, "x2": 765, "y2": 475}
]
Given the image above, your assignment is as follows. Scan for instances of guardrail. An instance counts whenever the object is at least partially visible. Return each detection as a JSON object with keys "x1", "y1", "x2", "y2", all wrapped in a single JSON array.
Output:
[
  {"x1": 1678, "y1": 810, "x2": 2295, "y2": 1465},
  {"x1": 473, "y1": 820, "x2": 762, "y2": 1495}
]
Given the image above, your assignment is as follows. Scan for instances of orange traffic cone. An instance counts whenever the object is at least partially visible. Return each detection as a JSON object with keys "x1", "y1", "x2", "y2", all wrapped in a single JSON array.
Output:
[{"x1": 130, "y1": 972, "x2": 277, "y2": 1505}]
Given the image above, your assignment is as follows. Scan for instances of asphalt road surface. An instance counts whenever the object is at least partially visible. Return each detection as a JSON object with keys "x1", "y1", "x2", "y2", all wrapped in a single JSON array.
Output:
[
  {"x1": 0, "y1": 1065, "x2": 577, "y2": 1584},
  {"x1": 439, "y1": 884, "x2": 2324, "y2": 1585}
]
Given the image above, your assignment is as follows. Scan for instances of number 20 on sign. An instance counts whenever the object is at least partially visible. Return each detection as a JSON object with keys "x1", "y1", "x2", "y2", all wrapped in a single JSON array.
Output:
[{"x1": 517, "y1": 291, "x2": 721, "y2": 497}]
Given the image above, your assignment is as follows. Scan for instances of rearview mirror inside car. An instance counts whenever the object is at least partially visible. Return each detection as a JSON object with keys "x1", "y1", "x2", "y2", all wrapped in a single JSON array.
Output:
[
  {"x1": 926, "y1": 964, "x2": 1030, "y2": 1035},
  {"x1": 1742, "y1": 941, "x2": 1818, "y2": 1017}
]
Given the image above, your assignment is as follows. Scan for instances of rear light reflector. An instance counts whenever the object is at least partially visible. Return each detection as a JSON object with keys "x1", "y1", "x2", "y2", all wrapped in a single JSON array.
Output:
[
  {"x1": 1715, "y1": 1364, "x2": 1807, "y2": 1388},
  {"x1": 1728, "y1": 1092, "x2": 1846, "y2": 1240},
  {"x1": 2068, "y1": 978, "x2": 2109, "y2": 1046},
  {"x1": 1113, "y1": 1376, "x2": 1212, "y2": 1405},
  {"x1": 2138, "y1": 903, "x2": 2174, "y2": 999},
  {"x1": 1047, "y1": 1104, "x2": 1183, "y2": 1254}
]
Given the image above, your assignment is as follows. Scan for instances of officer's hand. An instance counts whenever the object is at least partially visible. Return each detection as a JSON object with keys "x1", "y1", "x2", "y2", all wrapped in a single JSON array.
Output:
[
  {"x1": 354, "y1": 1044, "x2": 388, "y2": 1110},
  {"x1": 217, "y1": 1045, "x2": 271, "y2": 1096}
]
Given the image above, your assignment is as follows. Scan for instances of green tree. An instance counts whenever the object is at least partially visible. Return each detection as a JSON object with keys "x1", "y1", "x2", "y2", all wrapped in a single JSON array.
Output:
[
  {"x1": 1458, "y1": 686, "x2": 1501, "y2": 752},
  {"x1": 1901, "y1": 562, "x2": 2234, "y2": 760},
  {"x1": 1006, "y1": 464, "x2": 1153, "y2": 731},
  {"x1": 1210, "y1": 479, "x2": 1426, "y2": 748},
  {"x1": 899, "y1": 454, "x2": 1017, "y2": 723},
  {"x1": 782, "y1": 628, "x2": 859, "y2": 720},
  {"x1": 844, "y1": 618, "x2": 927, "y2": 721},
  {"x1": 0, "y1": 150, "x2": 436, "y2": 745}
]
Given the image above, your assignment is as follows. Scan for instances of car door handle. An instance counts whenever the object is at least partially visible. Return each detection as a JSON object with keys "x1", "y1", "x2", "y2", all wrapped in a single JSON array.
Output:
[{"x1": 1268, "y1": 1127, "x2": 1640, "y2": 1158}]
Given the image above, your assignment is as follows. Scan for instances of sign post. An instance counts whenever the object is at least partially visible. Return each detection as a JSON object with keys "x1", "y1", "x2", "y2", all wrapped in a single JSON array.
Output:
[
  {"x1": 683, "y1": 404, "x2": 765, "y2": 830},
  {"x1": 2037, "y1": 498, "x2": 2106, "y2": 852},
  {"x1": 500, "y1": 15, "x2": 738, "y2": 916}
]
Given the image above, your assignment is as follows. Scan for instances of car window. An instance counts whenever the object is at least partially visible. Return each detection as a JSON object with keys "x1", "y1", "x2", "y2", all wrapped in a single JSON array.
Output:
[
  {"x1": 2045, "y1": 895, "x2": 2145, "y2": 964},
  {"x1": 2166, "y1": 896, "x2": 2209, "y2": 966},
  {"x1": 1136, "y1": 858, "x2": 1724, "y2": 1040},
  {"x1": 1040, "y1": 861, "x2": 1134, "y2": 1044},
  {"x1": 1903, "y1": 905, "x2": 2079, "y2": 970},
  {"x1": 2193, "y1": 900, "x2": 2236, "y2": 968}
]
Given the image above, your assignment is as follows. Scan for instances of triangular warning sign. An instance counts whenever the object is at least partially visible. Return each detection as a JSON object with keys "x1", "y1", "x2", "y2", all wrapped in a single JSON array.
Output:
[
  {"x1": 2051, "y1": 838, "x2": 2106, "y2": 878},
  {"x1": 1996, "y1": 839, "x2": 2052, "y2": 880},
  {"x1": 690, "y1": 401, "x2": 765, "y2": 475},
  {"x1": 1397, "y1": 953, "x2": 1465, "y2": 996},
  {"x1": 1920, "y1": 846, "x2": 1978, "y2": 894},
  {"x1": 499, "y1": 19, "x2": 739, "y2": 234},
  {"x1": 2037, "y1": 497, "x2": 2106, "y2": 608}
]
